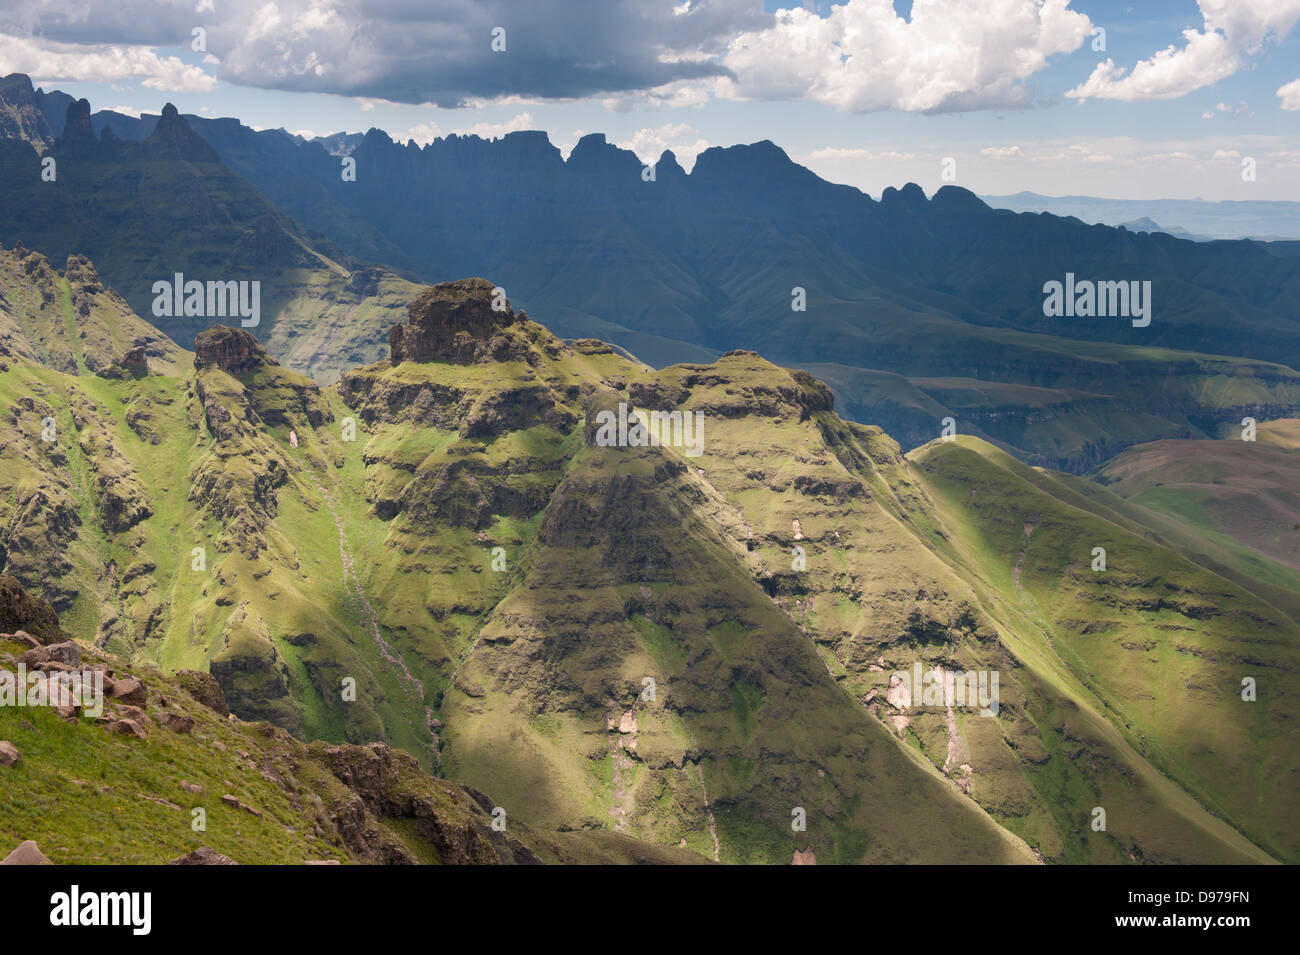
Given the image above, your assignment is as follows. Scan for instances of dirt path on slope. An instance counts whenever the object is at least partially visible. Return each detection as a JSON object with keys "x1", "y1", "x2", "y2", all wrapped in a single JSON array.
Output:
[
  {"x1": 308, "y1": 473, "x2": 441, "y2": 768},
  {"x1": 607, "y1": 722, "x2": 635, "y2": 834},
  {"x1": 696, "y1": 765, "x2": 721, "y2": 862}
]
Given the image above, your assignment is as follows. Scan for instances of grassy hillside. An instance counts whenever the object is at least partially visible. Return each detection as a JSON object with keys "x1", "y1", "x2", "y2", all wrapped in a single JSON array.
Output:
[
  {"x1": 0, "y1": 262, "x2": 1291, "y2": 863},
  {"x1": 1092, "y1": 423, "x2": 1300, "y2": 577},
  {"x1": 0, "y1": 588, "x2": 702, "y2": 865},
  {"x1": 908, "y1": 437, "x2": 1298, "y2": 862}
]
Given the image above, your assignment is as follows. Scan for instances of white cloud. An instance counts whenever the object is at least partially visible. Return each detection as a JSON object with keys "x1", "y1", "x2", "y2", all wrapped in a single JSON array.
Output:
[
  {"x1": 1067, "y1": 0, "x2": 1300, "y2": 102},
  {"x1": 1279, "y1": 78, "x2": 1300, "y2": 110},
  {"x1": 451, "y1": 112, "x2": 535, "y2": 140},
  {"x1": 980, "y1": 145, "x2": 1023, "y2": 157},
  {"x1": 805, "y1": 147, "x2": 918, "y2": 161},
  {"x1": 1025, "y1": 143, "x2": 1120, "y2": 164},
  {"x1": 394, "y1": 122, "x2": 441, "y2": 146},
  {"x1": 1211, "y1": 148, "x2": 1241, "y2": 161},
  {"x1": 0, "y1": 33, "x2": 217, "y2": 92},
  {"x1": 107, "y1": 104, "x2": 142, "y2": 117},
  {"x1": 602, "y1": 78, "x2": 712, "y2": 112},
  {"x1": 717, "y1": 0, "x2": 1093, "y2": 113},
  {"x1": 616, "y1": 122, "x2": 709, "y2": 169}
]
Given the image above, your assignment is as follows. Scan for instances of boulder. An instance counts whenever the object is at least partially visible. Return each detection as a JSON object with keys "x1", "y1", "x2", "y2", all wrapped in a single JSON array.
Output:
[
  {"x1": 17, "y1": 647, "x2": 48, "y2": 667},
  {"x1": 0, "y1": 840, "x2": 51, "y2": 865},
  {"x1": 157, "y1": 711, "x2": 195, "y2": 734},
  {"x1": 106, "y1": 718, "x2": 148, "y2": 740},
  {"x1": 168, "y1": 847, "x2": 238, "y2": 865},
  {"x1": 112, "y1": 704, "x2": 149, "y2": 722},
  {"x1": 0, "y1": 741, "x2": 19, "y2": 766},
  {"x1": 43, "y1": 641, "x2": 82, "y2": 667},
  {"x1": 9, "y1": 631, "x2": 40, "y2": 649},
  {"x1": 176, "y1": 669, "x2": 229, "y2": 717},
  {"x1": 108, "y1": 677, "x2": 147, "y2": 708}
]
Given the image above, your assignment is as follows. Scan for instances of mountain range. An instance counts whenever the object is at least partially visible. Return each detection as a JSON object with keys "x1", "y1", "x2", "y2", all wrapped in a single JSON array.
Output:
[
  {"x1": 5, "y1": 73, "x2": 1300, "y2": 473},
  {"x1": 1, "y1": 73, "x2": 1298, "y2": 864}
]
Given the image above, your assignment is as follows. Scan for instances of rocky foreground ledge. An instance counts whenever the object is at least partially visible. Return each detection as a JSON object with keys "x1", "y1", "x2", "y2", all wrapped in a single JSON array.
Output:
[{"x1": 0, "y1": 575, "x2": 699, "y2": 864}]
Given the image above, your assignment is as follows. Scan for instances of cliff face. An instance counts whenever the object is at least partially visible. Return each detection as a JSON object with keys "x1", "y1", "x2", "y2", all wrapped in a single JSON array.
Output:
[
  {"x1": 194, "y1": 325, "x2": 264, "y2": 375},
  {"x1": 0, "y1": 73, "x2": 55, "y2": 153}
]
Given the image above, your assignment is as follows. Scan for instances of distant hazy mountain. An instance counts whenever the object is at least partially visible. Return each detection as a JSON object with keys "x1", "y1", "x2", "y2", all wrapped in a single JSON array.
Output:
[{"x1": 984, "y1": 190, "x2": 1300, "y2": 242}]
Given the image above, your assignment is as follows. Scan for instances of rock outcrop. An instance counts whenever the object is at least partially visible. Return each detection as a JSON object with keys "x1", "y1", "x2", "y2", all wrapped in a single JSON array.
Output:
[
  {"x1": 389, "y1": 278, "x2": 528, "y2": 365},
  {"x1": 0, "y1": 840, "x2": 51, "y2": 865},
  {"x1": 194, "y1": 325, "x2": 264, "y2": 376},
  {"x1": 145, "y1": 103, "x2": 221, "y2": 163},
  {"x1": 169, "y1": 847, "x2": 238, "y2": 865},
  {"x1": 0, "y1": 575, "x2": 66, "y2": 643}
]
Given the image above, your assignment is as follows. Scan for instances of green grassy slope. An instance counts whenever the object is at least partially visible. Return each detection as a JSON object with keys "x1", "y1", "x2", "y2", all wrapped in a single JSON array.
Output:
[
  {"x1": 0, "y1": 602, "x2": 700, "y2": 864},
  {"x1": 908, "y1": 437, "x2": 1298, "y2": 862}
]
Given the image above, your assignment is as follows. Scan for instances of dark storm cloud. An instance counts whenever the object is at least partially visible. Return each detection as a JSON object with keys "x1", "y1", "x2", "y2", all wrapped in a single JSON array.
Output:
[{"x1": 3, "y1": 0, "x2": 769, "y2": 106}]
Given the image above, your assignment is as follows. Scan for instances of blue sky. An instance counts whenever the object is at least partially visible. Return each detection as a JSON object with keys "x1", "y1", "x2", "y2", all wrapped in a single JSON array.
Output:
[{"x1": 3, "y1": 0, "x2": 1299, "y2": 200}]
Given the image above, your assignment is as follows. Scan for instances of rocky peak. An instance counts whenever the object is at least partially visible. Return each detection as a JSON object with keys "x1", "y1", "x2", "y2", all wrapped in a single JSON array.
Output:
[
  {"x1": 194, "y1": 324, "x2": 272, "y2": 376},
  {"x1": 880, "y1": 182, "x2": 929, "y2": 212},
  {"x1": 60, "y1": 98, "x2": 95, "y2": 148},
  {"x1": 655, "y1": 149, "x2": 687, "y2": 181},
  {"x1": 566, "y1": 133, "x2": 644, "y2": 181},
  {"x1": 0, "y1": 73, "x2": 55, "y2": 153},
  {"x1": 389, "y1": 278, "x2": 526, "y2": 365},
  {"x1": 62, "y1": 254, "x2": 105, "y2": 292},
  {"x1": 145, "y1": 103, "x2": 220, "y2": 162},
  {"x1": 929, "y1": 184, "x2": 989, "y2": 216}
]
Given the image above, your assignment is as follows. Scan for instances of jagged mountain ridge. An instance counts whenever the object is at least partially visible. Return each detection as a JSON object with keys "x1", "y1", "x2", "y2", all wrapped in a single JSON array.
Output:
[
  {"x1": 0, "y1": 76, "x2": 423, "y2": 385},
  {"x1": 0, "y1": 257, "x2": 1293, "y2": 863},
  {"x1": 5, "y1": 72, "x2": 1300, "y2": 472}
]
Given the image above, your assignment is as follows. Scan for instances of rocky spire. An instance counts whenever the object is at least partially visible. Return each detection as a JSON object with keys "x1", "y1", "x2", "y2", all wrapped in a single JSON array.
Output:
[
  {"x1": 59, "y1": 97, "x2": 96, "y2": 153},
  {"x1": 145, "y1": 103, "x2": 220, "y2": 162}
]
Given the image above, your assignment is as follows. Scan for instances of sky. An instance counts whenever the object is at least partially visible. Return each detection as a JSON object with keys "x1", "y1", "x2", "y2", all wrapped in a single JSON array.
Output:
[{"x1": 2, "y1": 0, "x2": 1299, "y2": 201}]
